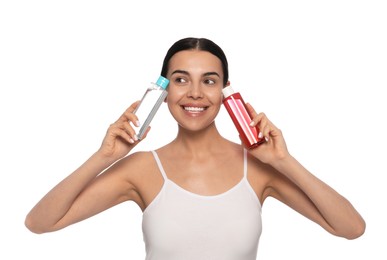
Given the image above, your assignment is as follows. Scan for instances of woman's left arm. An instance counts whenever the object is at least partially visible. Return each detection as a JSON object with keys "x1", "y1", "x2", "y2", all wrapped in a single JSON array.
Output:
[{"x1": 246, "y1": 103, "x2": 366, "y2": 239}]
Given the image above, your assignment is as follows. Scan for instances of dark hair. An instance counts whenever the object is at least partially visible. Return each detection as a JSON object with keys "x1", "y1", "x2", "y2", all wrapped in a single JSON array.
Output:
[{"x1": 160, "y1": 37, "x2": 229, "y2": 86}]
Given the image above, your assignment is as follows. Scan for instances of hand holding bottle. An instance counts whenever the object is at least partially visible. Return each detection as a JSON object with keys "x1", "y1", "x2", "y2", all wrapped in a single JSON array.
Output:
[
  {"x1": 97, "y1": 101, "x2": 149, "y2": 163},
  {"x1": 244, "y1": 103, "x2": 290, "y2": 166},
  {"x1": 133, "y1": 76, "x2": 169, "y2": 139},
  {"x1": 222, "y1": 86, "x2": 265, "y2": 148}
]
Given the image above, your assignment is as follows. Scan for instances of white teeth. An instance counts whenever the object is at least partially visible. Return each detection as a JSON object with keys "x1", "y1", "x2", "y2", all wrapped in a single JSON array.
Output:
[{"x1": 184, "y1": 106, "x2": 205, "y2": 112}]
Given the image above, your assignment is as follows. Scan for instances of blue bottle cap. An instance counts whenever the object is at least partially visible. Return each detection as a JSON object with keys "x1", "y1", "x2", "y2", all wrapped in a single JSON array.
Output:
[{"x1": 156, "y1": 76, "x2": 169, "y2": 89}]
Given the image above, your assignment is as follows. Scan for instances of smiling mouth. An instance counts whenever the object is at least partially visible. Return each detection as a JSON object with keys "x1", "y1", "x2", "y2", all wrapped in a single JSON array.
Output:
[{"x1": 182, "y1": 106, "x2": 208, "y2": 112}]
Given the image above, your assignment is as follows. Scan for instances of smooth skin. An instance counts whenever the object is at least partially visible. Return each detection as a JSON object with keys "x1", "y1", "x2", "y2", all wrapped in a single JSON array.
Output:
[{"x1": 25, "y1": 50, "x2": 365, "y2": 240}]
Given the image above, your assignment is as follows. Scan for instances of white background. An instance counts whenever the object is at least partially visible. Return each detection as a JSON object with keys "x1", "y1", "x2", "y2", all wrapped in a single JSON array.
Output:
[{"x1": 1, "y1": 0, "x2": 386, "y2": 259}]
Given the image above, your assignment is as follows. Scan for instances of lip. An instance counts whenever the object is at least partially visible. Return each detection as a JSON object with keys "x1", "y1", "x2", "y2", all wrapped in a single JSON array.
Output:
[{"x1": 181, "y1": 104, "x2": 209, "y2": 115}]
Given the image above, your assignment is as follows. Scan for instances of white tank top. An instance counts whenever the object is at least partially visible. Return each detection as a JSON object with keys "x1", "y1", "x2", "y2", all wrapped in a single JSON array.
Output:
[{"x1": 142, "y1": 149, "x2": 262, "y2": 260}]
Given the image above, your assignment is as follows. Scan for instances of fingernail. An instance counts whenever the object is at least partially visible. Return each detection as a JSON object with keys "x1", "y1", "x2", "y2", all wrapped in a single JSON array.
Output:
[
  {"x1": 135, "y1": 121, "x2": 140, "y2": 127},
  {"x1": 133, "y1": 135, "x2": 138, "y2": 141},
  {"x1": 258, "y1": 132, "x2": 263, "y2": 138},
  {"x1": 129, "y1": 138, "x2": 134, "y2": 144},
  {"x1": 250, "y1": 121, "x2": 255, "y2": 127}
]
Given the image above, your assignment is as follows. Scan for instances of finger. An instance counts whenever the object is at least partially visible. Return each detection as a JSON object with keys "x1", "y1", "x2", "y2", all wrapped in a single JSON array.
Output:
[
  {"x1": 126, "y1": 100, "x2": 141, "y2": 113},
  {"x1": 246, "y1": 104, "x2": 267, "y2": 128},
  {"x1": 251, "y1": 112, "x2": 267, "y2": 132},
  {"x1": 259, "y1": 119, "x2": 281, "y2": 142},
  {"x1": 259, "y1": 124, "x2": 271, "y2": 142},
  {"x1": 118, "y1": 100, "x2": 141, "y2": 125},
  {"x1": 117, "y1": 128, "x2": 135, "y2": 144},
  {"x1": 245, "y1": 103, "x2": 259, "y2": 124},
  {"x1": 254, "y1": 113, "x2": 274, "y2": 141},
  {"x1": 108, "y1": 123, "x2": 135, "y2": 144},
  {"x1": 122, "y1": 121, "x2": 138, "y2": 141}
]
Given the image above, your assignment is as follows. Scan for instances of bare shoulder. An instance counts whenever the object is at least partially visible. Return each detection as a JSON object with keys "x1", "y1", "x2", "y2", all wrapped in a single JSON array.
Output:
[
  {"x1": 110, "y1": 150, "x2": 164, "y2": 210},
  {"x1": 110, "y1": 150, "x2": 158, "y2": 183},
  {"x1": 106, "y1": 151, "x2": 153, "y2": 175}
]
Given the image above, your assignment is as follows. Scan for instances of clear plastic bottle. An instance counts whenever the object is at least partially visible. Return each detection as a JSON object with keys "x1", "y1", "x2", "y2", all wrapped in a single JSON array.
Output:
[
  {"x1": 133, "y1": 76, "x2": 169, "y2": 140},
  {"x1": 222, "y1": 85, "x2": 265, "y2": 149}
]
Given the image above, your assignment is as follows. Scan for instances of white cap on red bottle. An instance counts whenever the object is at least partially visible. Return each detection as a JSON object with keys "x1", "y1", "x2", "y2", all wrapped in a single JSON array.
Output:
[{"x1": 222, "y1": 85, "x2": 235, "y2": 98}]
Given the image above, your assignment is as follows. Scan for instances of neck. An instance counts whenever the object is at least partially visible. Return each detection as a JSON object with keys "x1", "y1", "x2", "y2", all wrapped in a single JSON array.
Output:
[{"x1": 172, "y1": 122, "x2": 226, "y2": 158}]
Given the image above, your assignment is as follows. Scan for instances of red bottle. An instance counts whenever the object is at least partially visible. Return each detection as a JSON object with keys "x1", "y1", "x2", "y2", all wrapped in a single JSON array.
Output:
[{"x1": 222, "y1": 86, "x2": 265, "y2": 149}]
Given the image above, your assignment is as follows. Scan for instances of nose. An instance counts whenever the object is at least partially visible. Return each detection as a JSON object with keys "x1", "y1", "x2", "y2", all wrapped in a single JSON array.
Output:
[{"x1": 188, "y1": 81, "x2": 203, "y2": 99}]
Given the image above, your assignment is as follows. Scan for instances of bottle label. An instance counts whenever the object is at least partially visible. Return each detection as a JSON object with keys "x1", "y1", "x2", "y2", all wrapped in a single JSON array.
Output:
[
  {"x1": 225, "y1": 97, "x2": 259, "y2": 145},
  {"x1": 133, "y1": 87, "x2": 167, "y2": 139}
]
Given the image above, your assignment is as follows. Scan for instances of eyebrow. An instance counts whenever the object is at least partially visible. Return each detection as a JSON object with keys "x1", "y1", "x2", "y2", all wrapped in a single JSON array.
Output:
[
  {"x1": 170, "y1": 69, "x2": 189, "y2": 76},
  {"x1": 170, "y1": 70, "x2": 220, "y2": 78},
  {"x1": 204, "y1": 72, "x2": 220, "y2": 78}
]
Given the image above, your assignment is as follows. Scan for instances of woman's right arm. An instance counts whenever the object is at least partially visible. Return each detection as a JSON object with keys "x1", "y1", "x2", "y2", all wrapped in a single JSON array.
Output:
[{"x1": 25, "y1": 101, "x2": 146, "y2": 234}]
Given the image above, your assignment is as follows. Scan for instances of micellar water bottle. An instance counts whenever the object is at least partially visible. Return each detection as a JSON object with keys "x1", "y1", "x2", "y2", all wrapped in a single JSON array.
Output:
[
  {"x1": 132, "y1": 76, "x2": 169, "y2": 140},
  {"x1": 222, "y1": 85, "x2": 265, "y2": 148}
]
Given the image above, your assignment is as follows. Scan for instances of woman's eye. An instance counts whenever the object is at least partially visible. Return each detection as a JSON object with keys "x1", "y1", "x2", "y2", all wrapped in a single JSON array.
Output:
[
  {"x1": 204, "y1": 79, "x2": 216, "y2": 85},
  {"x1": 174, "y1": 77, "x2": 187, "y2": 84}
]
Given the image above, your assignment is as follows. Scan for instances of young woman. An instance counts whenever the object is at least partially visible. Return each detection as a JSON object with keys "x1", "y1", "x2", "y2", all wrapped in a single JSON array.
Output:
[{"x1": 25, "y1": 37, "x2": 365, "y2": 259}]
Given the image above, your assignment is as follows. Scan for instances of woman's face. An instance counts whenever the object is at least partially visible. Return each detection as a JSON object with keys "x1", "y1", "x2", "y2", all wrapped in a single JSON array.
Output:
[{"x1": 166, "y1": 50, "x2": 224, "y2": 132}]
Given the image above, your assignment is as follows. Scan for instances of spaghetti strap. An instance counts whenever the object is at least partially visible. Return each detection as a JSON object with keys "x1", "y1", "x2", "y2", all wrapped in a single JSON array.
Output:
[{"x1": 150, "y1": 150, "x2": 168, "y2": 180}]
